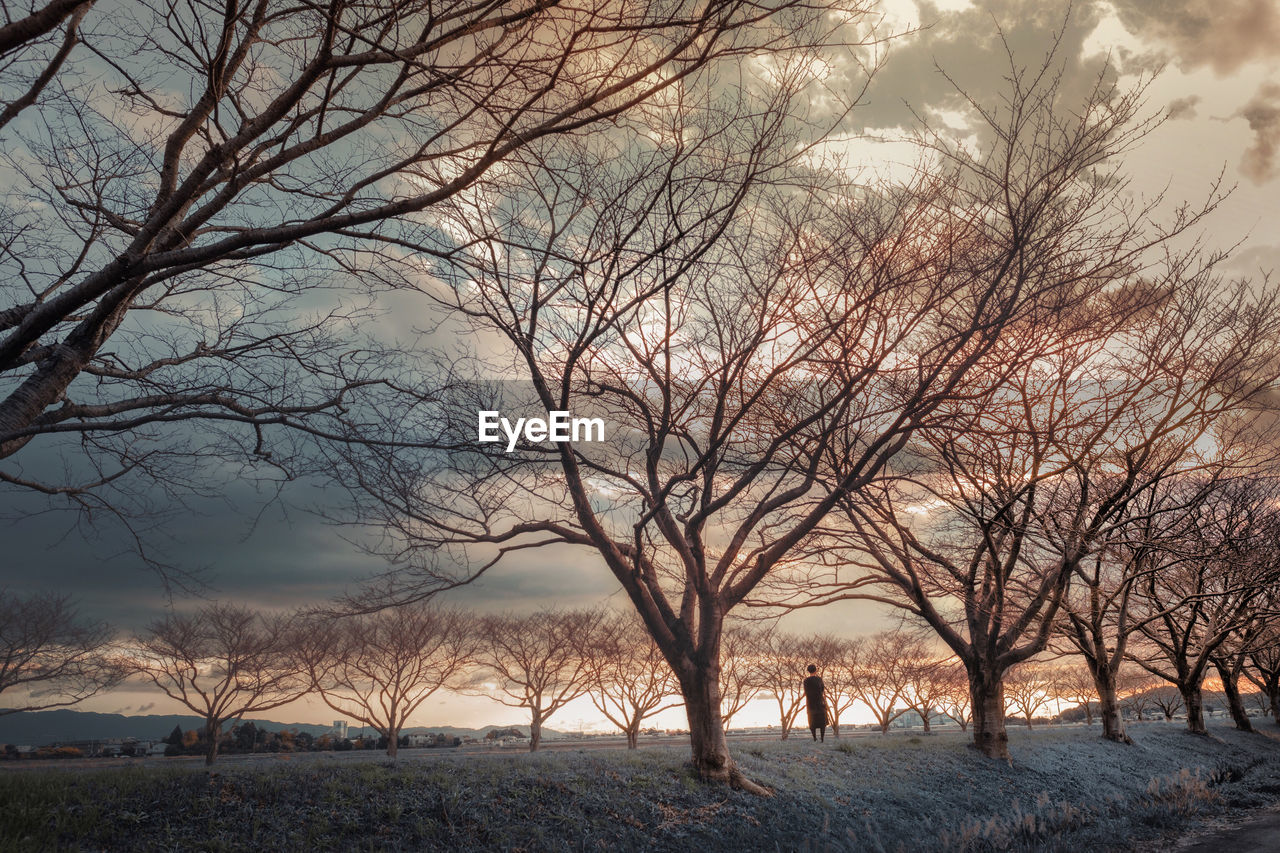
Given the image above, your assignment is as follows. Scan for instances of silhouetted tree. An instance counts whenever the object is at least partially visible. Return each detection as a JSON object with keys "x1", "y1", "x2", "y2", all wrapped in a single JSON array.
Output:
[
  {"x1": 853, "y1": 630, "x2": 924, "y2": 734},
  {"x1": 1129, "y1": 478, "x2": 1280, "y2": 734},
  {"x1": 751, "y1": 629, "x2": 808, "y2": 739},
  {"x1": 130, "y1": 603, "x2": 304, "y2": 765},
  {"x1": 583, "y1": 612, "x2": 682, "y2": 748},
  {"x1": 718, "y1": 623, "x2": 763, "y2": 731},
  {"x1": 1004, "y1": 663, "x2": 1052, "y2": 729},
  {"x1": 470, "y1": 609, "x2": 601, "y2": 752},
  {"x1": 1052, "y1": 665, "x2": 1099, "y2": 726},
  {"x1": 1, "y1": 0, "x2": 849, "y2": 578},
  {"x1": 0, "y1": 589, "x2": 123, "y2": 714},
  {"x1": 296, "y1": 603, "x2": 471, "y2": 759},
  {"x1": 808, "y1": 635, "x2": 861, "y2": 738},
  {"x1": 742, "y1": 31, "x2": 1262, "y2": 760},
  {"x1": 1245, "y1": 624, "x2": 1280, "y2": 727}
]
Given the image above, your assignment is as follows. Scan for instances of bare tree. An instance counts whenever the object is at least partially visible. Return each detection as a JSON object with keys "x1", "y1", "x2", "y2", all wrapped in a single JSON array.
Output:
[
  {"x1": 0, "y1": 0, "x2": 851, "y2": 572},
  {"x1": 1118, "y1": 666, "x2": 1161, "y2": 723},
  {"x1": 470, "y1": 609, "x2": 600, "y2": 752},
  {"x1": 852, "y1": 629, "x2": 923, "y2": 734},
  {"x1": 1004, "y1": 663, "x2": 1052, "y2": 729},
  {"x1": 1245, "y1": 624, "x2": 1280, "y2": 727},
  {"x1": 130, "y1": 603, "x2": 304, "y2": 765},
  {"x1": 1129, "y1": 477, "x2": 1280, "y2": 734},
  {"x1": 752, "y1": 628, "x2": 808, "y2": 739},
  {"x1": 1052, "y1": 289, "x2": 1280, "y2": 745},
  {"x1": 1209, "y1": 621, "x2": 1268, "y2": 733},
  {"x1": 715, "y1": 622, "x2": 762, "y2": 731},
  {"x1": 811, "y1": 635, "x2": 861, "y2": 738},
  {"x1": 0, "y1": 588, "x2": 122, "y2": 714},
  {"x1": 1247, "y1": 687, "x2": 1271, "y2": 719},
  {"x1": 742, "y1": 34, "x2": 1260, "y2": 760},
  {"x1": 295, "y1": 604, "x2": 471, "y2": 758},
  {"x1": 902, "y1": 652, "x2": 949, "y2": 733},
  {"x1": 332, "y1": 22, "x2": 1140, "y2": 790},
  {"x1": 1051, "y1": 664, "x2": 1098, "y2": 726},
  {"x1": 1150, "y1": 685, "x2": 1184, "y2": 722},
  {"x1": 0, "y1": 1, "x2": 91, "y2": 131},
  {"x1": 934, "y1": 661, "x2": 973, "y2": 731},
  {"x1": 583, "y1": 611, "x2": 681, "y2": 749}
]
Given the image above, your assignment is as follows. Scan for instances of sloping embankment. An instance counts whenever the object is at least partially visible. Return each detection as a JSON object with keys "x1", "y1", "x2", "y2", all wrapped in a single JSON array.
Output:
[{"x1": 2, "y1": 722, "x2": 1278, "y2": 851}]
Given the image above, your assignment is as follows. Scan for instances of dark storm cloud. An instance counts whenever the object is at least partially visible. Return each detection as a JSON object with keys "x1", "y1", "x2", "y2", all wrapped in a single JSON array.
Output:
[
  {"x1": 2, "y1": 436, "x2": 617, "y2": 629},
  {"x1": 1110, "y1": 0, "x2": 1280, "y2": 75},
  {"x1": 1236, "y1": 82, "x2": 1280, "y2": 184},
  {"x1": 0, "y1": 437, "x2": 386, "y2": 629}
]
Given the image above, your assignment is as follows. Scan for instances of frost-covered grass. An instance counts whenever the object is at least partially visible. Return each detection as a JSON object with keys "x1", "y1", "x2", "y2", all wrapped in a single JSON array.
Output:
[{"x1": 2, "y1": 723, "x2": 1279, "y2": 851}]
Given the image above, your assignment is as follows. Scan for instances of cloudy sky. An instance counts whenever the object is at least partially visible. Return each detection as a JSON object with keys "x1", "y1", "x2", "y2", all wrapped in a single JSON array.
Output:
[{"x1": 3, "y1": 0, "x2": 1279, "y2": 732}]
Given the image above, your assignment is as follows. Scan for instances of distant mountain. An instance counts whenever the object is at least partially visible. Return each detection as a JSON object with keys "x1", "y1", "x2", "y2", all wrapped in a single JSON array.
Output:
[{"x1": 0, "y1": 709, "x2": 562, "y2": 746}]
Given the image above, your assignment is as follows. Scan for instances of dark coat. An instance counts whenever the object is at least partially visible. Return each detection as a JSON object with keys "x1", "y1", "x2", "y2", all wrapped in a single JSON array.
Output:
[{"x1": 803, "y1": 674, "x2": 828, "y2": 728}]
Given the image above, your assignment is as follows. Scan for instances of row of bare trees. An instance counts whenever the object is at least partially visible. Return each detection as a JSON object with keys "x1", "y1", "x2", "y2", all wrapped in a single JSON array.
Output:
[
  {"x1": 0, "y1": 600, "x2": 677, "y2": 764},
  {"x1": 729, "y1": 623, "x2": 1280, "y2": 739},
  {"x1": 12, "y1": 587, "x2": 1278, "y2": 768},
  {"x1": 5, "y1": 2, "x2": 1280, "y2": 793},
  {"x1": 313, "y1": 23, "x2": 1280, "y2": 795}
]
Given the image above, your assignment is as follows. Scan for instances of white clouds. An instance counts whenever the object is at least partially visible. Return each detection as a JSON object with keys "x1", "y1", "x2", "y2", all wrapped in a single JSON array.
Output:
[{"x1": 1109, "y1": 0, "x2": 1280, "y2": 75}]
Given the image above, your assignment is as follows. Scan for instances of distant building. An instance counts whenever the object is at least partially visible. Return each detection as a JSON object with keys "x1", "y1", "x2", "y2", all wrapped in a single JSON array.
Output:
[
  {"x1": 331, "y1": 720, "x2": 348, "y2": 739},
  {"x1": 890, "y1": 709, "x2": 945, "y2": 729}
]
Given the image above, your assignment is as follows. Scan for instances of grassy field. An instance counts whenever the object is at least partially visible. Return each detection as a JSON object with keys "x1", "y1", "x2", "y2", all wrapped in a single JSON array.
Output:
[{"x1": 2, "y1": 723, "x2": 1279, "y2": 851}]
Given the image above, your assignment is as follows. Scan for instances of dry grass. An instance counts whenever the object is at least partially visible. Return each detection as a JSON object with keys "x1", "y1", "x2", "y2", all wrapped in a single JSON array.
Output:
[{"x1": 1, "y1": 723, "x2": 1279, "y2": 851}]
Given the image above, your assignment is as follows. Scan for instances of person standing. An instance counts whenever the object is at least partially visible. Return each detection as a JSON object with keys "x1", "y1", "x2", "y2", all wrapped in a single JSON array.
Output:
[{"x1": 803, "y1": 664, "x2": 828, "y2": 742}]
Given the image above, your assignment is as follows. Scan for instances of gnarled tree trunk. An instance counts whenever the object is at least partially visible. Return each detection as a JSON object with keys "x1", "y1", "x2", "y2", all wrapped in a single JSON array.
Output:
[
  {"x1": 1181, "y1": 684, "x2": 1207, "y2": 735},
  {"x1": 529, "y1": 710, "x2": 543, "y2": 752},
  {"x1": 385, "y1": 728, "x2": 400, "y2": 758},
  {"x1": 1093, "y1": 668, "x2": 1131, "y2": 744},
  {"x1": 678, "y1": 661, "x2": 770, "y2": 795},
  {"x1": 969, "y1": 667, "x2": 1009, "y2": 760},
  {"x1": 205, "y1": 719, "x2": 222, "y2": 766},
  {"x1": 1215, "y1": 661, "x2": 1254, "y2": 733}
]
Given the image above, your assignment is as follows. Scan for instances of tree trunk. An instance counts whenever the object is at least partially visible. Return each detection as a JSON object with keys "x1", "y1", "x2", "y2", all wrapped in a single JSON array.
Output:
[
  {"x1": 1270, "y1": 683, "x2": 1280, "y2": 727},
  {"x1": 920, "y1": 710, "x2": 932, "y2": 733},
  {"x1": 529, "y1": 712, "x2": 542, "y2": 752},
  {"x1": 626, "y1": 726, "x2": 638, "y2": 749},
  {"x1": 680, "y1": 663, "x2": 770, "y2": 795},
  {"x1": 969, "y1": 669, "x2": 1010, "y2": 760},
  {"x1": 1094, "y1": 669, "x2": 1131, "y2": 744},
  {"x1": 1215, "y1": 662, "x2": 1254, "y2": 733},
  {"x1": 204, "y1": 719, "x2": 221, "y2": 766},
  {"x1": 386, "y1": 728, "x2": 399, "y2": 758},
  {"x1": 1181, "y1": 684, "x2": 1207, "y2": 735}
]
